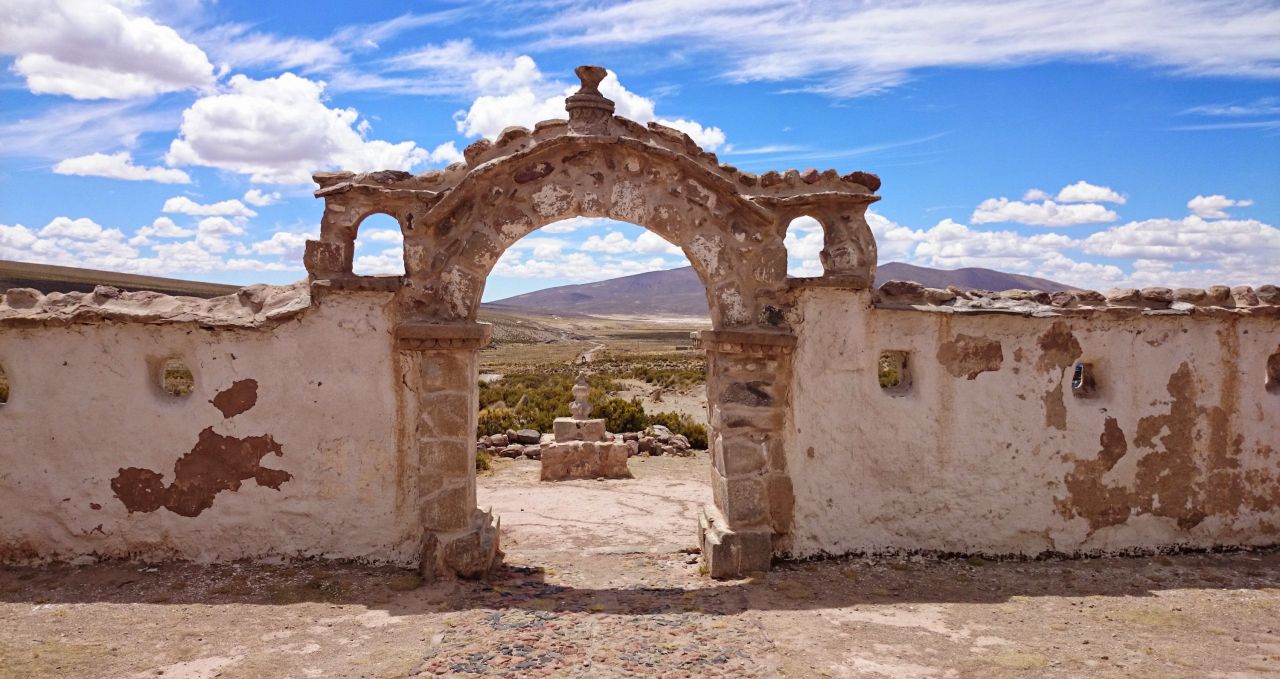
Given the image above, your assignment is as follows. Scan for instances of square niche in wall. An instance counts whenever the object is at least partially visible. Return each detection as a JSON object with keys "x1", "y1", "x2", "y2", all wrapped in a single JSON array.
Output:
[{"x1": 878, "y1": 350, "x2": 911, "y2": 396}]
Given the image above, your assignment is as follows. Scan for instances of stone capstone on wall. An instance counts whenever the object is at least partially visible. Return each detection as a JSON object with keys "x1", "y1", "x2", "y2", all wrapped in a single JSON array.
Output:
[{"x1": 0, "y1": 282, "x2": 310, "y2": 328}]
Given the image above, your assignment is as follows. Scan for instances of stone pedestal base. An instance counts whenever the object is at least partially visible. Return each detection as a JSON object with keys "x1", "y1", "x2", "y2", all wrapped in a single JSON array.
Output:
[
  {"x1": 540, "y1": 441, "x2": 632, "y2": 481},
  {"x1": 420, "y1": 509, "x2": 502, "y2": 580},
  {"x1": 699, "y1": 505, "x2": 772, "y2": 578},
  {"x1": 553, "y1": 417, "x2": 606, "y2": 442}
]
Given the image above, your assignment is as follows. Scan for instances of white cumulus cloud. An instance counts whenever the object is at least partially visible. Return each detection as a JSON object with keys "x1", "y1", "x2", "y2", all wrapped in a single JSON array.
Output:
[
  {"x1": 242, "y1": 189, "x2": 282, "y2": 207},
  {"x1": 0, "y1": 0, "x2": 215, "y2": 99},
  {"x1": 166, "y1": 73, "x2": 434, "y2": 184},
  {"x1": 971, "y1": 197, "x2": 1118, "y2": 227},
  {"x1": 1055, "y1": 181, "x2": 1126, "y2": 204},
  {"x1": 1187, "y1": 194, "x2": 1254, "y2": 219},
  {"x1": 162, "y1": 196, "x2": 257, "y2": 218},
  {"x1": 53, "y1": 152, "x2": 191, "y2": 184},
  {"x1": 454, "y1": 56, "x2": 726, "y2": 150}
]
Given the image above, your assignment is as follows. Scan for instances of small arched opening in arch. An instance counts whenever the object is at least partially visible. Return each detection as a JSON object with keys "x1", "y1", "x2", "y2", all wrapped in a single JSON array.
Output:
[
  {"x1": 351, "y1": 213, "x2": 405, "y2": 276},
  {"x1": 783, "y1": 215, "x2": 825, "y2": 278}
]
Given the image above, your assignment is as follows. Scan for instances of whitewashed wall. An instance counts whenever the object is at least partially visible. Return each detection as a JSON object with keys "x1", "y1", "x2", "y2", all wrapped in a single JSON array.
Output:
[
  {"x1": 786, "y1": 288, "x2": 1280, "y2": 558},
  {"x1": 0, "y1": 291, "x2": 422, "y2": 565}
]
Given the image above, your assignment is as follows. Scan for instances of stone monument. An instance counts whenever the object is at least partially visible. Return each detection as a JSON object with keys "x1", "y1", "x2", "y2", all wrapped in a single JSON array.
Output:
[{"x1": 540, "y1": 371, "x2": 632, "y2": 481}]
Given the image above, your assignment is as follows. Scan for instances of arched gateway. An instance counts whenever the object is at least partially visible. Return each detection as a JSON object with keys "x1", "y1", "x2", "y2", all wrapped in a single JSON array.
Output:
[{"x1": 304, "y1": 66, "x2": 883, "y2": 578}]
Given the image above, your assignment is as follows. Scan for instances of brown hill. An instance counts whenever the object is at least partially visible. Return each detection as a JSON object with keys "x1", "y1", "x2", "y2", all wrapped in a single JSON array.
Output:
[
  {"x1": 0, "y1": 260, "x2": 238, "y2": 298},
  {"x1": 484, "y1": 263, "x2": 1073, "y2": 317}
]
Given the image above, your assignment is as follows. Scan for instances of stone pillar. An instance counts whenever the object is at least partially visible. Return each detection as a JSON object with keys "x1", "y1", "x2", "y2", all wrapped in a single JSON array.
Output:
[
  {"x1": 695, "y1": 329, "x2": 796, "y2": 578},
  {"x1": 397, "y1": 322, "x2": 501, "y2": 580}
]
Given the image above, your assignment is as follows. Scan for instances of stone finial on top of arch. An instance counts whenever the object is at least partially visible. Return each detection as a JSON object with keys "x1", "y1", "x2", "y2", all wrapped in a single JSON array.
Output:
[{"x1": 565, "y1": 65, "x2": 615, "y2": 135}]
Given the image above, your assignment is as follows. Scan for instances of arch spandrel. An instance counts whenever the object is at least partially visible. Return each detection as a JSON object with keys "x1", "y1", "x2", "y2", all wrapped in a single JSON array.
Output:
[{"x1": 397, "y1": 135, "x2": 788, "y2": 329}]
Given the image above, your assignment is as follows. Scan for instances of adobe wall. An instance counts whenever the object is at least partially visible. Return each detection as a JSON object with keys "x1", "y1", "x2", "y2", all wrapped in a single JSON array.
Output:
[
  {"x1": 785, "y1": 286, "x2": 1280, "y2": 559},
  {"x1": 0, "y1": 284, "x2": 424, "y2": 565}
]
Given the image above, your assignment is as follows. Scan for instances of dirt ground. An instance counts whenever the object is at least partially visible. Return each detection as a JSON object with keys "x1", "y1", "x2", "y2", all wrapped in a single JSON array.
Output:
[
  {"x1": 609, "y1": 378, "x2": 708, "y2": 424},
  {"x1": 3, "y1": 455, "x2": 1280, "y2": 678}
]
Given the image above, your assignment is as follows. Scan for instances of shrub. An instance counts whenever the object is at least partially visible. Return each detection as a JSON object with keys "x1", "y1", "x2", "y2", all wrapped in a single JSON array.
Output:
[
  {"x1": 475, "y1": 448, "x2": 492, "y2": 472},
  {"x1": 477, "y1": 407, "x2": 520, "y2": 437},
  {"x1": 594, "y1": 397, "x2": 648, "y2": 433},
  {"x1": 477, "y1": 370, "x2": 621, "y2": 433},
  {"x1": 647, "y1": 411, "x2": 708, "y2": 449}
]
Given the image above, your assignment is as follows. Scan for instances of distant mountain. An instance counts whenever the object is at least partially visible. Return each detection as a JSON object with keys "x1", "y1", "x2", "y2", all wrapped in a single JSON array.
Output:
[
  {"x1": 1, "y1": 259, "x2": 239, "y2": 298},
  {"x1": 485, "y1": 263, "x2": 1073, "y2": 317},
  {"x1": 874, "y1": 262, "x2": 1075, "y2": 293},
  {"x1": 485, "y1": 266, "x2": 708, "y2": 317}
]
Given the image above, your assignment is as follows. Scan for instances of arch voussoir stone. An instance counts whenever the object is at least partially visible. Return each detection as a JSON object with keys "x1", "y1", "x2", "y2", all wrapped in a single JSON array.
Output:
[{"x1": 303, "y1": 64, "x2": 881, "y2": 579}]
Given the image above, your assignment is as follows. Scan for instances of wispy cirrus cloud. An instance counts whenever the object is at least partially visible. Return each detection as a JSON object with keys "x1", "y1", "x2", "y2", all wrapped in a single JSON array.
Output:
[
  {"x1": 522, "y1": 0, "x2": 1280, "y2": 97},
  {"x1": 0, "y1": 100, "x2": 180, "y2": 161}
]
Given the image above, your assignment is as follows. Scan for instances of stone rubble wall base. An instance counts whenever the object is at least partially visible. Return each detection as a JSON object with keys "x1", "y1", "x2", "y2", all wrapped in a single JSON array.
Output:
[
  {"x1": 698, "y1": 504, "x2": 772, "y2": 578},
  {"x1": 420, "y1": 509, "x2": 502, "y2": 581},
  {"x1": 540, "y1": 441, "x2": 633, "y2": 481}
]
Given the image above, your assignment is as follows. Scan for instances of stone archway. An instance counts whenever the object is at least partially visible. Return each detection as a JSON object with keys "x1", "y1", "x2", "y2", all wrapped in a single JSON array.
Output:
[{"x1": 304, "y1": 65, "x2": 881, "y2": 578}]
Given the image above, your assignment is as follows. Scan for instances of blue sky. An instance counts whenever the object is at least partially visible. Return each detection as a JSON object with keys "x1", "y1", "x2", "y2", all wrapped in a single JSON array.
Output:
[{"x1": 1, "y1": 1, "x2": 1277, "y2": 301}]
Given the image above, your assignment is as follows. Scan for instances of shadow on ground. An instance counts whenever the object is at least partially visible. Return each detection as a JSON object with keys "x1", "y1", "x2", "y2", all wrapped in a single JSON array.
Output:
[{"x1": 2, "y1": 547, "x2": 1277, "y2": 617}]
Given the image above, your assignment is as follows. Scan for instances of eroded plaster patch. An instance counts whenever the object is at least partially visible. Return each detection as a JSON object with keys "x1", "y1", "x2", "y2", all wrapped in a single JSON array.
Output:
[
  {"x1": 1056, "y1": 363, "x2": 1280, "y2": 533},
  {"x1": 210, "y1": 379, "x2": 258, "y2": 418},
  {"x1": 531, "y1": 184, "x2": 573, "y2": 218},
  {"x1": 111, "y1": 427, "x2": 290, "y2": 517},
  {"x1": 936, "y1": 334, "x2": 1003, "y2": 380}
]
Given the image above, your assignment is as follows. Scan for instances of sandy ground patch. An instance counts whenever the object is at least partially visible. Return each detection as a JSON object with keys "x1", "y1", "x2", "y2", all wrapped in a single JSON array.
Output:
[
  {"x1": 610, "y1": 378, "x2": 708, "y2": 424},
  {"x1": 3, "y1": 456, "x2": 1279, "y2": 678}
]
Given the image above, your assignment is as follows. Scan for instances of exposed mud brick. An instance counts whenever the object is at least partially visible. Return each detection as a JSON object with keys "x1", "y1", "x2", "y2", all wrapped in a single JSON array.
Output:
[
  {"x1": 936, "y1": 334, "x2": 1004, "y2": 380},
  {"x1": 111, "y1": 428, "x2": 289, "y2": 518},
  {"x1": 209, "y1": 379, "x2": 258, "y2": 418}
]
